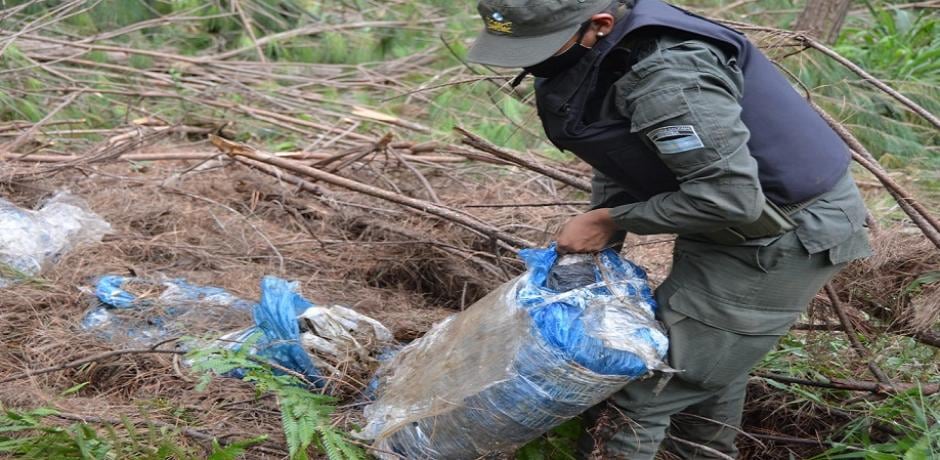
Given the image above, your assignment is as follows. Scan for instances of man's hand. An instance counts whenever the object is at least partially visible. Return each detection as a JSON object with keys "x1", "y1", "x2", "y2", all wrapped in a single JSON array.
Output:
[{"x1": 556, "y1": 208, "x2": 618, "y2": 254}]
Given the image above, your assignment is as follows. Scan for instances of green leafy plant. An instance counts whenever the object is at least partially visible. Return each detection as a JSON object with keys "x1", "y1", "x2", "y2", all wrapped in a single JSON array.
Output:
[
  {"x1": 813, "y1": 390, "x2": 940, "y2": 459},
  {"x1": 187, "y1": 335, "x2": 365, "y2": 460},
  {"x1": 515, "y1": 419, "x2": 581, "y2": 460},
  {"x1": 0, "y1": 406, "x2": 258, "y2": 459}
]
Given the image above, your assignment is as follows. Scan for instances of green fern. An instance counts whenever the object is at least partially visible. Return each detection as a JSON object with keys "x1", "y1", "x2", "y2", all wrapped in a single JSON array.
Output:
[{"x1": 188, "y1": 339, "x2": 365, "y2": 460}]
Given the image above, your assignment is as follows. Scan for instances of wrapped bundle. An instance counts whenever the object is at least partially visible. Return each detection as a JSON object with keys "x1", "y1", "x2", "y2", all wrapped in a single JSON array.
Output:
[{"x1": 361, "y1": 246, "x2": 669, "y2": 459}]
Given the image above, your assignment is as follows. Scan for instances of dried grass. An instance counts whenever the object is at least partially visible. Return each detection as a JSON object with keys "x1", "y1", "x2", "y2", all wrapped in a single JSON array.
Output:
[
  {"x1": 833, "y1": 227, "x2": 940, "y2": 333},
  {"x1": 0, "y1": 143, "x2": 578, "y2": 456}
]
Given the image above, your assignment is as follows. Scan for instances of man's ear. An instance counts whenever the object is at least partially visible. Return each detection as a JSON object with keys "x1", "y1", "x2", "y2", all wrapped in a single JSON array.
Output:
[{"x1": 591, "y1": 13, "x2": 615, "y2": 36}]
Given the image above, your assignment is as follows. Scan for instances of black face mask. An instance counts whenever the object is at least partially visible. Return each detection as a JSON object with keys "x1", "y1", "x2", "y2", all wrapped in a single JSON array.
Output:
[{"x1": 523, "y1": 21, "x2": 594, "y2": 79}]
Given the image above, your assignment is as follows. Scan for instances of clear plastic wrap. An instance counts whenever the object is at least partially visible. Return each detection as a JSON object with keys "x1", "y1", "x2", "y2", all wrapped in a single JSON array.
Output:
[
  {"x1": 361, "y1": 246, "x2": 669, "y2": 459},
  {"x1": 81, "y1": 275, "x2": 255, "y2": 345},
  {"x1": 0, "y1": 192, "x2": 110, "y2": 285},
  {"x1": 83, "y1": 275, "x2": 393, "y2": 385}
]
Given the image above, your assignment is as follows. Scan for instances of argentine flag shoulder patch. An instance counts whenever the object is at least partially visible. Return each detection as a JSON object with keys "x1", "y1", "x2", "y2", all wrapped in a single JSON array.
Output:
[{"x1": 647, "y1": 125, "x2": 705, "y2": 154}]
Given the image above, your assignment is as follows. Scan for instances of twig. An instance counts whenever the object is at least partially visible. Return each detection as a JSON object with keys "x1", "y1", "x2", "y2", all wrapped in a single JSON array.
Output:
[
  {"x1": 666, "y1": 434, "x2": 736, "y2": 460},
  {"x1": 1, "y1": 90, "x2": 83, "y2": 156},
  {"x1": 824, "y1": 284, "x2": 895, "y2": 387},
  {"x1": 850, "y1": 150, "x2": 940, "y2": 246},
  {"x1": 231, "y1": 0, "x2": 266, "y2": 64},
  {"x1": 387, "y1": 147, "x2": 442, "y2": 204},
  {"x1": 456, "y1": 126, "x2": 592, "y2": 192},
  {"x1": 746, "y1": 433, "x2": 828, "y2": 446},
  {"x1": 755, "y1": 372, "x2": 937, "y2": 395},
  {"x1": 462, "y1": 201, "x2": 590, "y2": 208}
]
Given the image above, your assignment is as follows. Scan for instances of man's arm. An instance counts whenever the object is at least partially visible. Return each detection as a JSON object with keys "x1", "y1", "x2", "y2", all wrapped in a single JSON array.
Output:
[
  {"x1": 590, "y1": 169, "x2": 630, "y2": 249},
  {"x1": 556, "y1": 37, "x2": 766, "y2": 253},
  {"x1": 606, "y1": 38, "x2": 765, "y2": 235}
]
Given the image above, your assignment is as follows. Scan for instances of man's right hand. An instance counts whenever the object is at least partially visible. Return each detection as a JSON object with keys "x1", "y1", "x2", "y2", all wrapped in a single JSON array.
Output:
[{"x1": 556, "y1": 208, "x2": 618, "y2": 254}]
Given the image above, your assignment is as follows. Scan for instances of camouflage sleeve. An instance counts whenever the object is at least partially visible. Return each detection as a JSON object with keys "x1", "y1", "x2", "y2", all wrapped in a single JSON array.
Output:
[{"x1": 606, "y1": 36, "x2": 766, "y2": 235}]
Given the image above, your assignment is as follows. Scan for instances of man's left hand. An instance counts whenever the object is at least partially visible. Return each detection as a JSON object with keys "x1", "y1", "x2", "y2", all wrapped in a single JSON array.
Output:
[{"x1": 556, "y1": 208, "x2": 618, "y2": 254}]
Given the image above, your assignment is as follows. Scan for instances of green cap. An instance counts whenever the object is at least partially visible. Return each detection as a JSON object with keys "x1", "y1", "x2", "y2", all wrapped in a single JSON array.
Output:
[{"x1": 467, "y1": 0, "x2": 613, "y2": 67}]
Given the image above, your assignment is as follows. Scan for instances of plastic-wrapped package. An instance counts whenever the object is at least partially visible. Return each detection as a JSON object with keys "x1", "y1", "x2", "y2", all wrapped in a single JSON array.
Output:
[
  {"x1": 360, "y1": 246, "x2": 669, "y2": 459},
  {"x1": 83, "y1": 275, "x2": 321, "y2": 384},
  {"x1": 0, "y1": 192, "x2": 110, "y2": 286},
  {"x1": 299, "y1": 304, "x2": 394, "y2": 379},
  {"x1": 81, "y1": 275, "x2": 255, "y2": 345}
]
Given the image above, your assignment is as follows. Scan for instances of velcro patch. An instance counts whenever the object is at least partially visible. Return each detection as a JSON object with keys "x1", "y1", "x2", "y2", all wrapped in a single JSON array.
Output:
[{"x1": 647, "y1": 125, "x2": 705, "y2": 154}]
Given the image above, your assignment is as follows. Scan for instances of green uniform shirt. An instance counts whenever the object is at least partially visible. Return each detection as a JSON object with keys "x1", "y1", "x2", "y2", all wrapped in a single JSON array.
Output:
[{"x1": 591, "y1": 32, "x2": 871, "y2": 258}]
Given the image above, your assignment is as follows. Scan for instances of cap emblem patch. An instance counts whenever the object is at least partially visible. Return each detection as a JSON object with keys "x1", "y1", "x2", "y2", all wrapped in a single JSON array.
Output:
[{"x1": 486, "y1": 11, "x2": 513, "y2": 34}]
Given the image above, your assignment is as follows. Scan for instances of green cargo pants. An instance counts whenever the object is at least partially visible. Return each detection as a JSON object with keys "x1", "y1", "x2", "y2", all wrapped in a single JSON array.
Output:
[{"x1": 577, "y1": 229, "x2": 864, "y2": 459}]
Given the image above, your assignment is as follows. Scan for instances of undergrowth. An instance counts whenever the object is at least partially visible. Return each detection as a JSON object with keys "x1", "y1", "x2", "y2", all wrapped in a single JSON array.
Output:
[
  {"x1": 188, "y1": 334, "x2": 365, "y2": 460},
  {"x1": 0, "y1": 406, "x2": 261, "y2": 459}
]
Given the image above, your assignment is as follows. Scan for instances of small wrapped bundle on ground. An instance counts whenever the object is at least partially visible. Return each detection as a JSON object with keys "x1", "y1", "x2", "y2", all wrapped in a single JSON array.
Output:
[
  {"x1": 83, "y1": 275, "x2": 393, "y2": 386},
  {"x1": 0, "y1": 191, "x2": 110, "y2": 286},
  {"x1": 360, "y1": 246, "x2": 669, "y2": 459}
]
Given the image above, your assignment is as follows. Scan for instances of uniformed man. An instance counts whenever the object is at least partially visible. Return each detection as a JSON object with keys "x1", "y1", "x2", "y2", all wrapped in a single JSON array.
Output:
[{"x1": 466, "y1": 0, "x2": 872, "y2": 458}]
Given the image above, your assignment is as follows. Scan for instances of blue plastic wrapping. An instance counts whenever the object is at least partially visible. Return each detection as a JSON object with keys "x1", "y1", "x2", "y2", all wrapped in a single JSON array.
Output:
[
  {"x1": 81, "y1": 276, "x2": 254, "y2": 344},
  {"x1": 245, "y1": 276, "x2": 320, "y2": 384},
  {"x1": 361, "y1": 246, "x2": 669, "y2": 459},
  {"x1": 81, "y1": 275, "x2": 321, "y2": 384}
]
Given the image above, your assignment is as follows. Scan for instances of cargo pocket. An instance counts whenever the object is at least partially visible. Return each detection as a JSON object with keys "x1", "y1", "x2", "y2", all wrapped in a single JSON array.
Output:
[
  {"x1": 829, "y1": 228, "x2": 873, "y2": 265},
  {"x1": 661, "y1": 289, "x2": 785, "y2": 390}
]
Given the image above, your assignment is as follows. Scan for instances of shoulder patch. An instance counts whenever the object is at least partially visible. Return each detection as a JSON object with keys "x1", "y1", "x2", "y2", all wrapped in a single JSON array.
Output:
[{"x1": 647, "y1": 125, "x2": 705, "y2": 154}]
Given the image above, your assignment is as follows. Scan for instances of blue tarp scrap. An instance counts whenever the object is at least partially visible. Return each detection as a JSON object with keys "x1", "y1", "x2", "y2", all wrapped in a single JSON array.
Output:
[{"x1": 81, "y1": 275, "x2": 321, "y2": 385}]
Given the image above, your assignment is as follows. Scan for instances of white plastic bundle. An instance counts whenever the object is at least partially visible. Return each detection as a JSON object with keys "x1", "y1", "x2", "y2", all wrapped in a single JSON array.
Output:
[{"x1": 0, "y1": 192, "x2": 110, "y2": 285}]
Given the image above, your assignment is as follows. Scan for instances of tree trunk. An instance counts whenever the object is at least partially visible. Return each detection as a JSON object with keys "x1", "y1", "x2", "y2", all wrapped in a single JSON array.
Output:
[{"x1": 794, "y1": 0, "x2": 853, "y2": 44}]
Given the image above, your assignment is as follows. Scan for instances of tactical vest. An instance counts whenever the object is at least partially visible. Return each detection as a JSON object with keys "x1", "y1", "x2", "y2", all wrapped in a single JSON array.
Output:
[{"x1": 535, "y1": 0, "x2": 850, "y2": 206}]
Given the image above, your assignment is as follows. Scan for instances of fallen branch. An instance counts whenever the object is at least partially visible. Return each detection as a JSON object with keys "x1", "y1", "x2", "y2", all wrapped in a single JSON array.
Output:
[
  {"x1": 0, "y1": 90, "x2": 82, "y2": 157},
  {"x1": 1, "y1": 150, "x2": 470, "y2": 164},
  {"x1": 756, "y1": 372, "x2": 938, "y2": 395},
  {"x1": 456, "y1": 126, "x2": 592, "y2": 192},
  {"x1": 799, "y1": 35, "x2": 940, "y2": 131},
  {"x1": 810, "y1": 102, "x2": 940, "y2": 249},
  {"x1": 824, "y1": 284, "x2": 895, "y2": 387},
  {"x1": 212, "y1": 135, "x2": 533, "y2": 250}
]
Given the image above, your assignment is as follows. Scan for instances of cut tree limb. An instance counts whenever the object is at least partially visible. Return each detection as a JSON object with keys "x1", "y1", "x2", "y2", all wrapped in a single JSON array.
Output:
[
  {"x1": 211, "y1": 135, "x2": 533, "y2": 250},
  {"x1": 455, "y1": 126, "x2": 592, "y2": 192}
]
